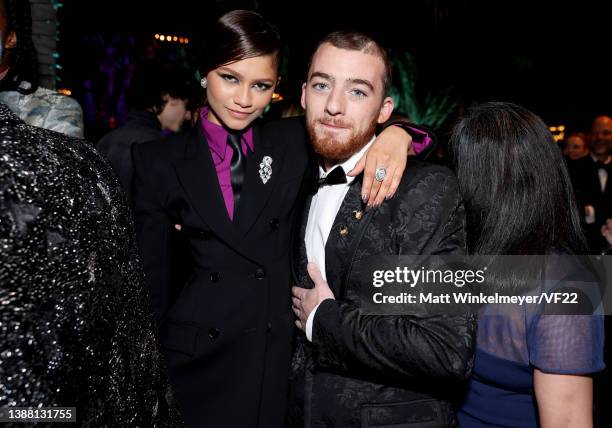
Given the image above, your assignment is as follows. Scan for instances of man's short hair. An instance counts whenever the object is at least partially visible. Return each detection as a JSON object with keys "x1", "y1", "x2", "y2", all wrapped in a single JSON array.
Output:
[
  {"x1": 308, "y1": 31, "x2": 392, "y2": 97},
  {"x1": 126, "y1": 63, "x2": 195, "y2": 112}
]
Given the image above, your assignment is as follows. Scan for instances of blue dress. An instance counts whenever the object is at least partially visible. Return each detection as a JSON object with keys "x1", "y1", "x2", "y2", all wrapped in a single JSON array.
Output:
[{"x1": 457, "y1": 258, "x2": 605, "y2": 427}]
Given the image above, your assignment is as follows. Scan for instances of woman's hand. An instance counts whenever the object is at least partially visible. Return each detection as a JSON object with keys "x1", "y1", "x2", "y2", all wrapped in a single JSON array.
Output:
[{"x1": 348, "y1": 125, "x2": 411, "y2": 209}]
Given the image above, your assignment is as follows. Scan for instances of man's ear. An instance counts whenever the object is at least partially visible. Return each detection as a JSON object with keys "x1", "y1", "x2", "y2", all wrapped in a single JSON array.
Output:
[
  {"x1": 377, "y1": 96, "x2": 394, "y2": 123},
  {"x1": 300, "y1": 82, "x2": 307, "y2": 110}
]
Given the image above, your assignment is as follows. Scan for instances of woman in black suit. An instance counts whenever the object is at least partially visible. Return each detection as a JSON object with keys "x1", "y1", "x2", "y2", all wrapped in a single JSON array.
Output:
[{"x1": 132, "y1": 10, "x2": 425, "y2": 427}]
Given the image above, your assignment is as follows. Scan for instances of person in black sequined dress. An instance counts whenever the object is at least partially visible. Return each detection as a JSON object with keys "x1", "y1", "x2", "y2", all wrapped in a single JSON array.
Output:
[{"x1": 0, "y1": 102, "x2": 183, "y2": 426}]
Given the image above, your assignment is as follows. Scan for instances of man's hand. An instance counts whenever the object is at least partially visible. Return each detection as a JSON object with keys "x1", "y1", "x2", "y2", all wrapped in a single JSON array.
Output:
[
  {"x1": 601, "y1": 218, "x2": 612, "y2": 245},
  {"x1": 292, "y1": 263, "x2": 335, "y2": 332},
  {"x1": 348, "y1": 125, "x2": 411, "y2": 210}
]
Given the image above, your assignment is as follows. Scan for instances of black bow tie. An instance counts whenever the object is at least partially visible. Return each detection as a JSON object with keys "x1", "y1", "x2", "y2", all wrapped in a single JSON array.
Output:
[
  {"x1": 318, "y1": 166, "x2": 347, "y2": 187},
  {"x1": 595, "y1": 160, "x2": 609, "y2": 170}
]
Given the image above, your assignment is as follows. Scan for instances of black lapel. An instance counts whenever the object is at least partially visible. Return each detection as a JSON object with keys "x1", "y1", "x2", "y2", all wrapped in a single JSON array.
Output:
[
  {"x1": 291, "y1": 153, "x2": 319, "y2": 288},
  {"x1": 235, "y1": 125, "x2": 289, "y2": 236},
  {"x1": 292, "y1": 193, "x2": 315, "y2": 288},
  {"x1": 324, "y1": 176, "x2": 370, "y2": 296},
  {"x1": 172, "y1": 127, "x2": 258, "y2": 264}
]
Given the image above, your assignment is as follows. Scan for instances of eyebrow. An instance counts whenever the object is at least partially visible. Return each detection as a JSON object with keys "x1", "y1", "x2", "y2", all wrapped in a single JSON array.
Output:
[
  {"x1": 217, "y1": 67, "x2": 275, "y2": 84},
  {"x1": 218, "y1": 66, "x2": 244, "y2": 79},
  {"x1": 310, "y1": 72, "x2": 374, "y2": 92},
  {"x1": 348, "y1": 78, "x2": 374, "y2": 92}
]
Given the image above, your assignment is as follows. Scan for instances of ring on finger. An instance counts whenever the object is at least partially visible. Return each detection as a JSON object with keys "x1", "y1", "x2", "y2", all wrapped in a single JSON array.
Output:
[{"x1": 375, "y1": 167, "x2": 387, "y2": 182}]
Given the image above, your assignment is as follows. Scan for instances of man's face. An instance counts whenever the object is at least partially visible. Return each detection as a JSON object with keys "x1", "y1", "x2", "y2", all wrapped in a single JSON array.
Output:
[
  {"x1": 589, "y1": 116, "x2": 612, "y2": 156},
  {"x1": 158, "y1": 96, "x2": 189, "y2": 132},
  {"x1": 301, "y1": 43, "x2": 393, "y2": 162},
  {"x1": 563, "y1": 135, "x2": 589, "y2": 160}
]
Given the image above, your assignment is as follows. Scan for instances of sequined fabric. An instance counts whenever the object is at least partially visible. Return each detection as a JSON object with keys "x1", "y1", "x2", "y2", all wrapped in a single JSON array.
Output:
[
  {"x1": 0, "y1": 87, "x2": 84, "y2": 138},
  {"x1": 0, "y1": 103, "x2": 183, "y2": 427}
]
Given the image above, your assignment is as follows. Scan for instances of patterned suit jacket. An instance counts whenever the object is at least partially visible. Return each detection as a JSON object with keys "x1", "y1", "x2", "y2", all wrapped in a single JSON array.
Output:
[{"x1": 290, "y1": 161, "x2": 476, "y2": 428}]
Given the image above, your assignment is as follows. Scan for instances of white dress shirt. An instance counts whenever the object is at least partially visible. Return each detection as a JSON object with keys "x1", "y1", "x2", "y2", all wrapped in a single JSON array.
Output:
[
  {"x1": 304, "y1": 138, "x2": 374, "y2": 341},
  {"x1": 592, "y1": 153, "x2": 611, "y2": 192}
]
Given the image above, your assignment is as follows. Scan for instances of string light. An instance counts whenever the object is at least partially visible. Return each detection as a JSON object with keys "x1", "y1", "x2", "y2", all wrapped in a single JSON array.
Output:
[
  {"x1": 549, "y1": 125, "x2": 566, "y2": 142},
  {"x1": 153, "y1": 34, "x2": 190, "y2": 44}
]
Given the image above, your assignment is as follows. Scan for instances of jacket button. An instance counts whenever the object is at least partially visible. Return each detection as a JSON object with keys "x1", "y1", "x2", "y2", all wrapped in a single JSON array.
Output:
[
  {"x1": 339, "y1": 225, "x2": 349, "y2": 236},
  {"x1": 269, "y1": 218, "x2": 279, "y2": 230},
  {"x1": 209, "y1": 271, "x2": 220, "y2": 282},
  {"x1": 255, "y1": 268, "x2": 266, "y2": 280},
  {"x1": 266, "y1": 322, "x2": 272, "y2": 332},
  {"x1": 208, "y1": 327, "x2": 220, "y2": 339}
]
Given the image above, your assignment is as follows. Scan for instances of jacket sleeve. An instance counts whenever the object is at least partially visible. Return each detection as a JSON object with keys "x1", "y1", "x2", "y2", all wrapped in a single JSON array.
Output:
[
  {"x1": 311, "y1": 170, "x2": 475, "y2": 382},
  {"x1": 131, "y1": 143, "x2": 174, "y2": 324},
  {"x1": 380, "y1": 119, "x2": 437, "y2": 160},
  {"x1": 312, "y1": 300, "x2": 475, "y2": 382}
]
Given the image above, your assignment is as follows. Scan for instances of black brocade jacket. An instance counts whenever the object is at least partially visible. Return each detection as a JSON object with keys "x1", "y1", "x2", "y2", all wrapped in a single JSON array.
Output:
[
  {"x1": 290, "y1": 161, "x2": 476, "y2": 428},
  {"x1": 0, "y1": 103, "x2": 181, "y2": 426}
]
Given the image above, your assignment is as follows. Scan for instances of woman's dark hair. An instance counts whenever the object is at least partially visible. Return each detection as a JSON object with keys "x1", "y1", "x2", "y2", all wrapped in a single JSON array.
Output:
[
  {"x1": 198, "y1": 10, "x2": 281, "y2": 77},
  {"x1": 0, "y1": 0, "x2": 39, "y2": 94},
  {"x1": 450, "y1": 101, "x2": 587, "y2": 255}
]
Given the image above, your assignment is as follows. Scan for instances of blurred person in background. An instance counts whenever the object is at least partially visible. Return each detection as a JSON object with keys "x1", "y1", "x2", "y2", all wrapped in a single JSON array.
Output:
[
  {"x1": 568, "y1": 115, "x2": 612, "y2": 253},
  {"x1": 563, "y1": 132, "x2": 589, "y2": 161},
  {"x1": 0, "y1": 0, "x2": 84, "y2": 138},
  {"x1": 97, "y1": 62, "x2": 195, "y2": 202}
]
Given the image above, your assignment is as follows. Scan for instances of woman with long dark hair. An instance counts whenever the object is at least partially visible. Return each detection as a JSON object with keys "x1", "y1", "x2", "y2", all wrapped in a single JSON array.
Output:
[
  {"x1": 452, "y1": 102, "x2": 605, "y2": 427},
  {"x1": 132, "y1": 10, "x2": 427, "y2": 427}
]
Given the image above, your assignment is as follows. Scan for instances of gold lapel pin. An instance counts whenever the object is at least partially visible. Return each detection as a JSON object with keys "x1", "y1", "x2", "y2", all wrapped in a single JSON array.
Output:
[
  {"x1": 353, "y1": 210, "x2": 363, "y2": 220},
  {"x1": 339, "y1": 225, "x2": 349, "y2": 236}
]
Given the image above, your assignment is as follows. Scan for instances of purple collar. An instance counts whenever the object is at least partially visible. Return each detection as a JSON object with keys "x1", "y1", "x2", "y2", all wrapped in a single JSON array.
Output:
[{"x1": 199, "y1": 107, "x2": 254, "y2": 159}]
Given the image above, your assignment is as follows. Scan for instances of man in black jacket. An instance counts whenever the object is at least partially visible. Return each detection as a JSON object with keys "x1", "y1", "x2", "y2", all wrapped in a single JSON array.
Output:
[
  {"x1": 290, "y1": 31, "x2": 476, "y2": 427},
  {"x1": 97, "y1": 63, "x2": 193, "y2": 202},
  {"x1": 568, "y1": 115, "x2": 612, "y2": 253}
]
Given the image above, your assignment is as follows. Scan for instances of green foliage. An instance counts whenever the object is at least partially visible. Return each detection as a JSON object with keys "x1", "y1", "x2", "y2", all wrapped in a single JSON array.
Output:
[{"x1": 390, "y1": 51, "x2": 458, "y2": 130}]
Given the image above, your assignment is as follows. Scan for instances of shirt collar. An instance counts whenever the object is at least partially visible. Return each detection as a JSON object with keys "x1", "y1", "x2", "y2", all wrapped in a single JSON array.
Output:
[
  {"x1": 318, "y1": 136, "x2": 376, "y2": 184},
  {"x1": 200, "y1": 107, "x2": 254, "y2": 159}
]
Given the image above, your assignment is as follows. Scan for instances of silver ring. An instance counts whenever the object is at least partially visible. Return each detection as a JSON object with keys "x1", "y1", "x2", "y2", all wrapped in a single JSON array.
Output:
[{"x1": 375, "y1": 167, "x2": 387, "y2": 182}]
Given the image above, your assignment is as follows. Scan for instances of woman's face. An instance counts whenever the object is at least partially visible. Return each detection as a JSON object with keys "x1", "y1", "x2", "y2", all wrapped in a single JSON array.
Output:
[{"x1": 206, "y1": 53, "x2": 278, "y2": 131}]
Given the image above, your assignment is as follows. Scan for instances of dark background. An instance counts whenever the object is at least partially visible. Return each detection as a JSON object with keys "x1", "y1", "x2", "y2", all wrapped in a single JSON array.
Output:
[{"x1": 58, "y1": 0, "x2": 611, "y2": 135}]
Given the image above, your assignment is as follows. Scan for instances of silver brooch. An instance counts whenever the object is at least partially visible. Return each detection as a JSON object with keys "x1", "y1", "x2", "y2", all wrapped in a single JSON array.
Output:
[{"x1": 259, "y1": 156, "x2": 273, "y2": 184}]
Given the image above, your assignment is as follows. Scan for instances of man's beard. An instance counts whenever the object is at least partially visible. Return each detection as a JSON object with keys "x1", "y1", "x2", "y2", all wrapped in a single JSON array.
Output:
[{"x1": 307, "y1": 116, "x2": 377, "y2": 162}]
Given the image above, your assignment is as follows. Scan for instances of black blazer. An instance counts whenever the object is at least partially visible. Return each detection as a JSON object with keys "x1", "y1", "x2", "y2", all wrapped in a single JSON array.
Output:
[
  {"x1": 568, "y1": 155, "x2": 612, "y2": 253},
  {"x1": 132, "y1": 117, "x2": 310, "y2": 428},
  {"x1": 289, "y1": 161, "x2": 476, "y2": 428},
  {"x1": 97, "y1": 110, "x2": 163, "y2": 202}
]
